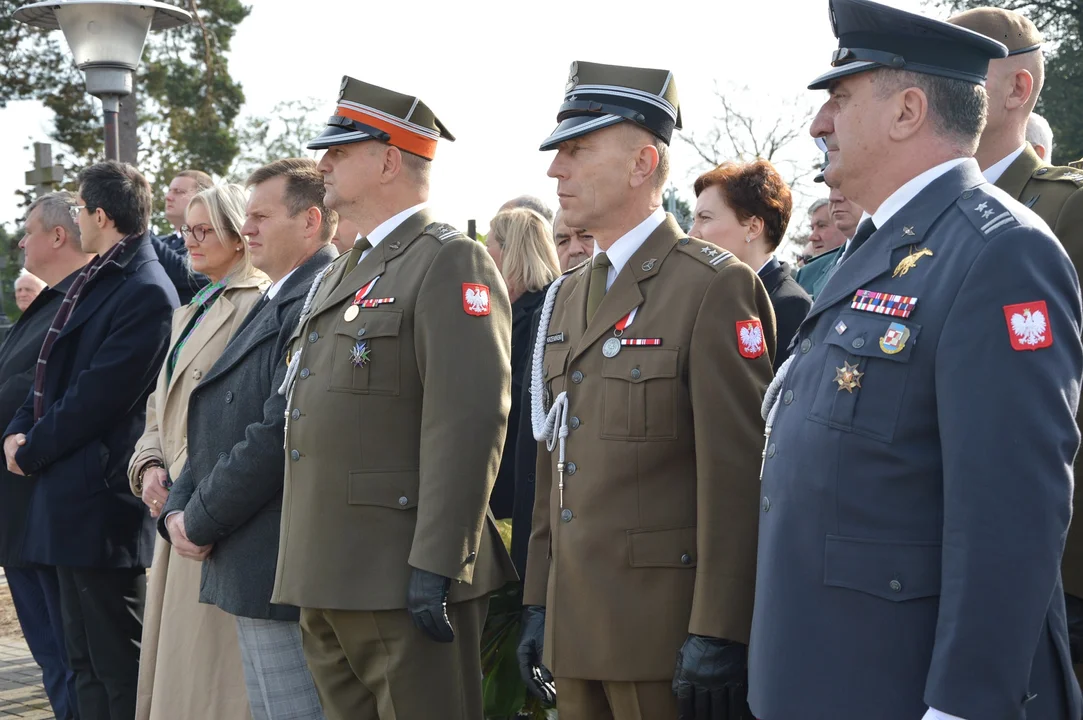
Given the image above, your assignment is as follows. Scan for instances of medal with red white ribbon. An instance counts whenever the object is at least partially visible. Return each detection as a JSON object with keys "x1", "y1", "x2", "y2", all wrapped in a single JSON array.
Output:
[
  {"x1": 601, "y1": 308, "x2": 662, "y2": 357},
  {"x1": 343, "y1": 275, "x2": 381, "y2": 322}
]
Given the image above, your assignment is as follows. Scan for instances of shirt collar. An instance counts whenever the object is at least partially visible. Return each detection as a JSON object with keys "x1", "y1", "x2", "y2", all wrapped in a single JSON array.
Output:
[
  {"x1": 266, "y1": 267, "x2": 297, "y2": 300},
  {"x1": 367, "y1": 202, "x2": 428, "y2": 248},
  {"x1": 982, "y1": 144, "x2": 1027, "y2": 184},
  {"x1": 592, "y1": 206, "x2": 666, "y2": 283},
  {"x1": 866, "y1": 158, "x2": 970, "y2": 229},
  {"x1": 757, "y1": 256, "x2": 777, "y2": 275}
]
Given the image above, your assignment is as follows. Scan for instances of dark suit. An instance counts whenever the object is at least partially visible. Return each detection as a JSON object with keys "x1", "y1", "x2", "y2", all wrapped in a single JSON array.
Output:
[
  {"x1": 5, "y1": 233, "x2": 178, "y2": 720},
  {"x1": 151, "y1": 232, "x2": 207, "y2": 305},
  {"x1": 0, "y1": 271, "x2": 79, "y2": 719},
  {"x1": 160, "y1": 246, "x2": 337, "y2": 621},
  {"x1": 758, "y1": 257, "x2": 811, "y2": 371},
  {"x1": 490, "y1": 288, "x2": 545, "y2": 520},
  {"x1": 750, "y1": 161, "x2": 1083, "y2": 720}
]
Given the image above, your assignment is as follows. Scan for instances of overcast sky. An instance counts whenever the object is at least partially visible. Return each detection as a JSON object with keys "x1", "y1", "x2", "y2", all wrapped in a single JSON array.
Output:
[{"x1": 0, "y1": 0, "x2": 928, "y2": 242}]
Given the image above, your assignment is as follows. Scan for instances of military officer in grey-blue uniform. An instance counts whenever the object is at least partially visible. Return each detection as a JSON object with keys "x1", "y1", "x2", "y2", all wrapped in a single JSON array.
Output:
[{"x1": 749, "y1": 1, "x2": 1083, "y2": 719}]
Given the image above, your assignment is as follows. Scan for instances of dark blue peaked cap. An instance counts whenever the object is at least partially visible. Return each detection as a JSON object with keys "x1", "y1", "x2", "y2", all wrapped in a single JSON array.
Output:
[{"x1": 808, "y1": 0, "x2": 1008, "y2": 90}]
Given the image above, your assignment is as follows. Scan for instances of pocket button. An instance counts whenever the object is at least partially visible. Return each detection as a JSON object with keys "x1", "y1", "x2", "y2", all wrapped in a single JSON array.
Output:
[
  {"x1": 889, "y1": 579, "x2": 902, "y2": 593},
  {"x1": 852, "y1": 337, "x2": 865, "y2": 349}
]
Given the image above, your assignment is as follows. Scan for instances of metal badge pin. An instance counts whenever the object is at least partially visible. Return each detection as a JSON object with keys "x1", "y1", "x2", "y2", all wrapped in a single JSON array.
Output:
[
  {"x1": 344, "y1": 305, "x2": 360, "y2": 322},
  {"x1": 349, "y1": 341, "x2": 370, "y2": 368},
  {"x1": 892, "y1": 247, "x2": 933, "y2": 277},
  {"x1": 642, "y1": 258, "x2": 656, "y2": 272},
  {"x1": 602, "y1": 337, "x2": 621, "y2": 358},
  {"x1": 834, "y1": 361, "x2": 863, "y2": 393}
]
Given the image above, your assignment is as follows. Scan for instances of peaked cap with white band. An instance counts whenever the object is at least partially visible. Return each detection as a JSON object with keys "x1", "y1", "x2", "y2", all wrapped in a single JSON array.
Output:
[
  {"x1": 307, "y1": 75, "x2": 454, "y2": 160},
  {"x1": 539, "y1": 60, "x2": 682, "y2": 151}
]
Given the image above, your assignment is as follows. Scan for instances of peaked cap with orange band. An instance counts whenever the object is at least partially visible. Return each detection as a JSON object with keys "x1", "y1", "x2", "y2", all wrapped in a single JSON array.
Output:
[{"x1": 307, "y1": 75, "x2": 454, "y2": 160}]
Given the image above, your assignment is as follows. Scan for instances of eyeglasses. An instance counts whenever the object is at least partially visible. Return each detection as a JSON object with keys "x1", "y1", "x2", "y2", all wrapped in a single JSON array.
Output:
[
  {"x1": 180, "y1": 224, "x2": 216, "y2": 243},
  {"x1": 68, "y1": 205, "x2": 86, "y2": 221}
]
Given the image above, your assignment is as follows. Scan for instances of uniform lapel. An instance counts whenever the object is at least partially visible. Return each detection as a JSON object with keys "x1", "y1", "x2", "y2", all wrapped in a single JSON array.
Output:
[
  {"x1": 802, "y1": 161, "x2": 985, "y2": 329},
  {"x1": 571, "y1": 215, "x2": 676, "y2": 363},
  {"x1": 316, "y1": 208, "x2": 436, "y2": 316},
  {"x1": 995, "y1": 144, "x2": 1043, "y2": 202}
]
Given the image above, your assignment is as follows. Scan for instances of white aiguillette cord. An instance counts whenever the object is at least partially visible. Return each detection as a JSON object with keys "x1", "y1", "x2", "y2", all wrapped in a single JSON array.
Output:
[
  {"x1": 759, "y1": 354, "x2": 793, "y2": 481},
  {"x1": 530, "y1": 274, "x2": 571, "y2": 506},
  {"x1": 279, "y1": 268, "x2": 330, "y2": 399}
]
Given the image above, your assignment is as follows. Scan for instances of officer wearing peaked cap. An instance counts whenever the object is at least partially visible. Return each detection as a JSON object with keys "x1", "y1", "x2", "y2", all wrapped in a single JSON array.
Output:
[
  {"x1": 271, "y1": 75, "x2": 516, "y2": 720},
  {"x1": 749, "y1": 1, "x2": 1083, "y2": 719},
  {"x1": 518, "y1": 60, "x2": 775, "y2": 720},
  {"x1": 947, "y1": 19, "x2": 1083, "y2": 677}
]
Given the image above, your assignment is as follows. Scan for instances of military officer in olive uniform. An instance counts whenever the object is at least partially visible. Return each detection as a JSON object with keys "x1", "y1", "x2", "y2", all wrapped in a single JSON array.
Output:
[
  {"x1": 270, "y1": 76, "x2": 517, "y2": 720},
  {"x1": 518, "y1": 61, "x2": 775, "y2": 720},
  {"x1": 750, "y1": 1, "x2": 1083, "y2": 719},
  {"x1": 948, "y1": 11, "x2": 1083, "y2": 681}
]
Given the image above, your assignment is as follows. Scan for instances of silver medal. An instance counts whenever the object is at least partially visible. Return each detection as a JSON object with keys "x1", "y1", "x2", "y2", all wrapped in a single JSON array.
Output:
[{"x1": 602, "y1": 337, "x2": 621, "y2": 358}]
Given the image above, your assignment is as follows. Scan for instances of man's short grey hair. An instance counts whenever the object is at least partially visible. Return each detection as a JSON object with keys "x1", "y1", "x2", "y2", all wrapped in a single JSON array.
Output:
[
  {"x1": 14, "y1": 268, "x2": 45, "y2": 290},
  {"x1": 1026, "y1": 112, "x2": 1055, "y2": 164},
  {"x1": 500, "y1": 195, "x2": 554, "y2": 223},
  {"x1": 809, "y1": 198, "x2": 831, "y2": 215},
  {"x1": 874, "y1": 69, "x2": 988, "y2": 154},
  {"x1": 27, "y1": 191, "x2": 81, "y2": 250}
]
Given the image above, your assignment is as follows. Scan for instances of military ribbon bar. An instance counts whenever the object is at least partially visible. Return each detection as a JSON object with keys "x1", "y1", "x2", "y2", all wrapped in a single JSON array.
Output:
[
  {"x1": 851, "y1": 289, "x2": 918, "y2": 318},
  {"x1": 359, "y1": 297, "x2": 395, "y2": 308},
  {"x1": 620, "y1": 338, "x2": 661, "y2": 346}
]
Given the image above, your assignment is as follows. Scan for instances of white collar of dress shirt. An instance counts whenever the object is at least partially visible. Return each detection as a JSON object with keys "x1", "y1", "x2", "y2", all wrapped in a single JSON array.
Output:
[
  {"x1": 863, "y1": 157, "x2": 971, "y2": 230},
  {"x1": 265, "y1": 267, "x2": 297, "y2": 300},
  {"x1": 367, "y1": 202, "x2": 428, "y2": 248},
  {"x1": 591, "y1": 206, "x2": 666, "y2": 287},
  {"x1": 982, "y1": 144, "x2": 1027, "y2": 184}
]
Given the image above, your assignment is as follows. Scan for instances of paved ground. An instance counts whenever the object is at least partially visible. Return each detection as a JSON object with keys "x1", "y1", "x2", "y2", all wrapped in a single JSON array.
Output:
[{"x1": 0, "y1": 572, "x2": 51, "y2": 718}]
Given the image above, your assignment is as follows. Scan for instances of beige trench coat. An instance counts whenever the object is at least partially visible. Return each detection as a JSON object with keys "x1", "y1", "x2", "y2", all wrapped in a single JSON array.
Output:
[{"x1": 128, "y1": 271, "x2": 267, "y2": 720}]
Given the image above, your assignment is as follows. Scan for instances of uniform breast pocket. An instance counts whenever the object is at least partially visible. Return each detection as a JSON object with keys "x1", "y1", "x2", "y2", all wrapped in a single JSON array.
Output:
[
  {"x1": 807, "y1": 310, "x2": 920, "y2": 443},
  {"x1": 601, "y1": 348, "x2": 679, "y2": 441},
  {"x1": 542, "y1": 347, "x2": 570, "y2": 401},
  {"x1": 329, "y1": 309, "x2": 402, "y2": 395}
]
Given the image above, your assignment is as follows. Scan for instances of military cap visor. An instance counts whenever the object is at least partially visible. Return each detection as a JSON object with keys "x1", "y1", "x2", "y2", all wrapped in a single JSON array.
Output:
[{"x1": 808, "y1": 0, "x2": 1008, "y2": 90}]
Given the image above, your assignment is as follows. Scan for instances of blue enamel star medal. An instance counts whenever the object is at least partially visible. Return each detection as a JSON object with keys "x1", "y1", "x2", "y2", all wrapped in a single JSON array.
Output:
[{"x1": 350, "y1": 340, "x2": 370, "y2": 368}]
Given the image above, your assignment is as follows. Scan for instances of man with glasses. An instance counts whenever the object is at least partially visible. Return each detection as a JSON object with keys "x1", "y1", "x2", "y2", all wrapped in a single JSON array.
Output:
[{"x1": 3, "y1": 161, "x2": 178, "y2": 720}]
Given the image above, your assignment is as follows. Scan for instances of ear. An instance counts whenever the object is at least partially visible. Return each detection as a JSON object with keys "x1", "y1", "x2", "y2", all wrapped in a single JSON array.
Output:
[
  {"x1": 304, "y1": 206, "x2": 322, "y2": 239},
  {"x1": 888, "y1": 87, "x2": 928, "y2": 142},
  {"x1": 383, "y1": 145, "x2": 404, "y2": 184},
  {"x1": 629, "y1": 143, "x2": 660, "y2": 190},
  {"x1": 1005, "y1": 69, "x2": 1034, "y2": 111},
  {"x1": 53, "y1": 226, "x2": 64, "y2": 247},
  {"x1": 747, "y1": 215, "x2": 765, "y2": 241},
  {"x1": 94, "y1": 207, "x2": 110, "y2": 230}
]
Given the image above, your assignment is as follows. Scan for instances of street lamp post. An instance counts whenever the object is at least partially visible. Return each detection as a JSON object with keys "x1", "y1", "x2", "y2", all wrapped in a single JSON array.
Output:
[{"x1": 11, "y1": 0, "x2": 192, "y2": 161}]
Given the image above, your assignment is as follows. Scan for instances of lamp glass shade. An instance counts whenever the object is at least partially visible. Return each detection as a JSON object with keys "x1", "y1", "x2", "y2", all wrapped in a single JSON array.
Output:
[{"x1": 56, "y1": 4, "x2": 154, "y2": 70}]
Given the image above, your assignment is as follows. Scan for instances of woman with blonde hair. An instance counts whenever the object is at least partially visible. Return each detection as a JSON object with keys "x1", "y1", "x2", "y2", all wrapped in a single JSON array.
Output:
[
  {"x1": 128, "y1": 184, "x2": 268, "y2": 720},
  {"x1": 485, "y1": 207, "x2": 559, "y2": 528}
]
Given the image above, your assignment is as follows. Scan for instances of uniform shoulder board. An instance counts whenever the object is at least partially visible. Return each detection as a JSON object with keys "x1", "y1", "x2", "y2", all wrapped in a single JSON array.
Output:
[
  {"x1": 1032, "y1": 165, "x2": 1083, "y2": 187},
  {"x1": 423, "y1": 221, "x2": 468, "y2": 244},
  {"x1": 1068, "y1": 158, "x2": 1083, "y2": 171},
  {"x1": 676, "y1": 235, "x2": 733, "y2": 269},
  {"x1": 958, "y1": 189, "x2": 1019, "y2": 238}
]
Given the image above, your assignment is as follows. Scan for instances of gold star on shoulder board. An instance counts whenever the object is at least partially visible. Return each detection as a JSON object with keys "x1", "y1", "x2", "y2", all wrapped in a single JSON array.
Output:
[{"x1": 835, "y1": 361, "x2": 863, "y2": 393}]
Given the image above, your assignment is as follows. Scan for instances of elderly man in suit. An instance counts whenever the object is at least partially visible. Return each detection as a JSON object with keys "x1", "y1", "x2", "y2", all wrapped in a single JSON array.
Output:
[
  {"x1": 160, "y1": 158, "x2": 336, "y2": 720},
  {"x1": 3, "y1": 162, "x2": 179, "y2": 720},
  {"x1": 947, "y1": 9, "x2": 1083, "y2": 690},
  {"x1": 272, "y1": 76, "x2": 515, "y2": 720},
  {"x1": 751, "y1": 1, "x2": 1083, "y2": 719},
  {"x1": 0, "y1": 192, "x2": 92, "y2": 720}
]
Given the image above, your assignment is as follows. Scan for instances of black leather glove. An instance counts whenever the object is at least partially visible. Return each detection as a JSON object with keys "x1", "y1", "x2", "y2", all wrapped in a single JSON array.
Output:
[
  {"x1": 672, "y1": 634, "x2": 753, "y2": 720},
  {"x1": 517, "y1": 605, "x2": 556, "y2": 705},
  {"x1": 406, "y1": 567, "x2": 454, "y2": 643},
  {"x1": 1066, "y1": 593, "x2": 1083, "y2": 663}
]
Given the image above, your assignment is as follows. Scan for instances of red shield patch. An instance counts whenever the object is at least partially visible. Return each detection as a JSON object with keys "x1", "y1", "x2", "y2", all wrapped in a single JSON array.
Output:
[
  {"x1": 736, "y1": 319, "x2": 765, "y2": 359},
  {"x1": 462, "y1": 283, "x2": 491, "y2": 316},
  {"x1": 1003, "y1": 301, "x2": 1053, "y2": 351}
]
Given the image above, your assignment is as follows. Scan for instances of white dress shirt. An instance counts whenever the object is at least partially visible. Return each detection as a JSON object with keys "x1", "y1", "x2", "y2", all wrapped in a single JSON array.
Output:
[
  {"x1": 591, "y1": 206, "x2": 666, "y2": 290},
  {"x1": 356, "y1": 202, "x2": 428, "y2": 265},
  {"x1": 265, "y1": 267, "x2": 297, "y2": 301},
  {"x1": 982, "y1": 144, "x2": 1027, "y2": 185}
]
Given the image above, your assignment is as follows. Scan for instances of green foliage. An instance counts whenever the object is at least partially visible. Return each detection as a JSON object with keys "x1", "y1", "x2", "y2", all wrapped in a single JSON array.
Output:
[
  {"x1": 0, "y1": 223, "x2": 22, "y2": 322},
  {"x1": 937, "y1": 0, "x2": 1083, "y2": 164},
  {"x1": 227, "y1": 98, "x2": 325, "y2": 182}
]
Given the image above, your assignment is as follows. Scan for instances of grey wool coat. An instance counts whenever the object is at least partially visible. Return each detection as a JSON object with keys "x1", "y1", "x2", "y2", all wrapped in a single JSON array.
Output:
[{"x1": 159, "y1": 246, "x2": 337, "y2": 620}]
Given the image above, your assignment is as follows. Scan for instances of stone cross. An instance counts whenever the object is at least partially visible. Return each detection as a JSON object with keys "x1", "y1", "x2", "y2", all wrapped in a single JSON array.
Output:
[{"x1": 24, "y1": 142, "x2": 64, "y2": 198}]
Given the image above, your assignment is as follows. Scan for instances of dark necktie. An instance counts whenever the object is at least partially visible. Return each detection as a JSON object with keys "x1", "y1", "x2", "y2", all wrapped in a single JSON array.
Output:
[
  {"x1": 586, "y1": 252, "x2": 611, "y2": 323},
  {"x1": 337, "y1": 236, "x2": 373, "y2": 290},
  {"x1": 839, "y1": 218, "x2": 877, "y2": 265}
]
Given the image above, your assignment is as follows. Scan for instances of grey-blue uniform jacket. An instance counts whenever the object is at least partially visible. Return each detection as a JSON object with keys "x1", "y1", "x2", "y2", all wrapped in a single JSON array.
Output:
[{"x1": 748, "y1": 160, "x2": 1083, "y2": 720}]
